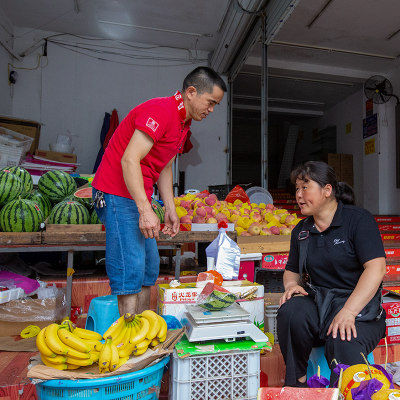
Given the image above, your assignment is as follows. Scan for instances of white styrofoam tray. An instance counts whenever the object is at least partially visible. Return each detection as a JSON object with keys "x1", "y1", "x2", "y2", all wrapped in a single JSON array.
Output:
[{"x1": 0, "y1": 287, "x2": 24, "y2": 304}]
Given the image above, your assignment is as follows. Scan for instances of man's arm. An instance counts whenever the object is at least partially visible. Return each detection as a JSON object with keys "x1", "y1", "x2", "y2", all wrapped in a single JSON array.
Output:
[
  {"x1": 157, "y1": 157, "x2": 179, "y2": 237},
  {"x1": 121, "y1": 129, "x2": 160, "y2": 239}
]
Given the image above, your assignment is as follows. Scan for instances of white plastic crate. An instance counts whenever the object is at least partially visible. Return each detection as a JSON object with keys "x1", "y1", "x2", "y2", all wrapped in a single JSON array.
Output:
[
  {"x1": 170, "y1": 349, "x2": 260, "y2": 400},
  {"x1": 265, "y1": 305, "x2": 279, "y2": 343},
  {"x1": 0, "y1": 287, "x2": 24, "y2": 304},
  {"x1": 0, "y1": 128, "x2": 34, "y2": 166}
]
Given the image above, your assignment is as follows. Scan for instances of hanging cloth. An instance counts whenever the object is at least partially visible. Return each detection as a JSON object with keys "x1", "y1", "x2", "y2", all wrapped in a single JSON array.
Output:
[
  {"x1": 92, "y1": 112, "x2": 110, "y2": 173},
  {"x1": 103, "y1": 109, "x2": 119, "y2": 150}
]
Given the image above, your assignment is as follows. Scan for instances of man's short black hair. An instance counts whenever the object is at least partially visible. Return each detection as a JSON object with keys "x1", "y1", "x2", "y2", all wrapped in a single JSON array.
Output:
[{"x1": 182, "y1": 66, "x2": 227, "y2": 94}]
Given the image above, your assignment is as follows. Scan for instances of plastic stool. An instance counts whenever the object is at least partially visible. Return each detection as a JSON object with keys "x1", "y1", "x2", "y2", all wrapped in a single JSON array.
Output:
[
  {"x1": 86, "y1": 295, "x2": 120, "y2": 336},
  {"x1": 306, "y1": 346, "x2": 375, "y2": 380}
]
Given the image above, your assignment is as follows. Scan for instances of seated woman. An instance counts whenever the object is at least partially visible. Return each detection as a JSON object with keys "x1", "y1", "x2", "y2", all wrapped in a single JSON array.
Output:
[{"x1": 277, "y1": 161, "x2": 386, "y2": 387}]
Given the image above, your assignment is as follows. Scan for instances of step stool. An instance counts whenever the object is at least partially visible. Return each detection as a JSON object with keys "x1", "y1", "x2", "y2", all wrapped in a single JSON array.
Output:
[
  {"x1": 85, "y1": 295, "x2": 120, "y2": 336},
  {"x1": 307, "y1": 346, "x2": 375, "y2": 380}
]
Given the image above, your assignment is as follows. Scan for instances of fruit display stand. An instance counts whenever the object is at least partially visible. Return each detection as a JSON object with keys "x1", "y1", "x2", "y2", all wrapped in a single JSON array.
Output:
[{"x1": 0, "y1": 229, "x2": 237, "y2": 318}]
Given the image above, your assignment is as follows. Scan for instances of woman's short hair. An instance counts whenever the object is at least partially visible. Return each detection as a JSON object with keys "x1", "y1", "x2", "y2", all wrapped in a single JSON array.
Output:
[{"x1": 290, "y1": 160, "x2": 355, "y2": 205}]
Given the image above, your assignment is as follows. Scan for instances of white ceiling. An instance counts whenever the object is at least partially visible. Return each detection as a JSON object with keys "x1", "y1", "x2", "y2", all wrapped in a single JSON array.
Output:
[{"x1": 3, "y1": 0, "x2": 400, "y2": 116}]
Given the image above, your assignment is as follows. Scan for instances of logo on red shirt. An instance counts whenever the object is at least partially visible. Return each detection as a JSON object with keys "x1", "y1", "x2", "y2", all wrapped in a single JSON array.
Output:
[{"x1": 146, "y1": 117, "x2": 159, "y2": 132}]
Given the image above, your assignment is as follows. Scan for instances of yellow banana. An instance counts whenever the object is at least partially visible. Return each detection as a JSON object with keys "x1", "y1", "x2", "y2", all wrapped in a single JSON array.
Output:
[
  {"x1": 140, "y1": 310, "x2": 161, "y2": 340},
  {"x1": 158, "y1": 332, "x2": 167, "y2": 343},
  {"x1": 94, "y1": 342, "x2": 104, "y2": 352},
  {"x1": 99, "y1": 337, "x2": 112, "y2": 371},
  {"x1": 117, "y1": 356, "x2": 129, "y2": 368},
  {"x1": 133, "y1": 344, "x2": 149, "y2": 356},
  {"x1": 65, "y1": 346, "x2": 91, "y2": 360},
  {"x1": 80, "y1": 339, "x2": 103, "y2": 352},
  {"x1": 156, "y1": 315, "x2": 168, "y2": 339},
  {"x1": 57, "y1": 327, "x2": 91, "y2": 353},
  {"x1": 124, "y1": 312, "x2": 135, "y2": 323},
  {"x1": 118, "y1": 340, "x2": 135, "y2": 358},
  {"x1": 73, "y1": 327, "x2": 103, "y2": 341},
  {"x1": 111, "y1": 322, "x2": 128, "y2": 346},
  {"x1": 44, "y1": 324, "x2": 69, "y2": 355},
  {"x1": 66, "y1": 356, "x2": 93, "y2": 367},
  {"x1": 90, "y1": 351, "x2": 100, "y2": 363},
  {"x1": 103, "y1": 315, "x2": 125, "y2": 340},
  {"x1": 150, "y1": 338, "x2": 160, "y2": 347},
  {"x1": 41, "y1": 355, "x2": 68, "y2": 370},
  {"x1": 129, "y1": 317, "x2": 150, "y2": 346},
  {"x1": 135, "y1": 338, "x2": 151, "y2": 351},
  {"x1": 60, "y1": 319, "x2": 74, "y2": 332},
  {"x1": 109, "y1": 342, "x2": 120, "y2": 372},
  {"x1": 115, "y1": 322, "x2": 132, "y2": 349},
  {"x1": 41, "y1": 354, "x2": 67, "y2": 364},
  {"x1": 36, "y1": 327, "x2": 57, "y2": 358},
  {"x1": 67, "y1": 363, "x2": 81, "y2": 370}
]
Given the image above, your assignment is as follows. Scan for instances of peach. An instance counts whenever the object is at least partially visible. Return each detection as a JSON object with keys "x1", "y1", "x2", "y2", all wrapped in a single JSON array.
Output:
[
  {"x1": 248, "y1": 222, "x2": 261, "y2": 236},
  {"x1": 195, "y1": 207, "x2": 206, "y2": 217},
  {"x1": 205, "y1": 196, "x2": 217, "y2": 206},
  {"x1": 239, "y1": 231, "x2": 252, "y2": 236},
  {"x1": 206, "y1": 217, "x2": 218, "y2": 224},
  {"x1": 285, "y1": 214, "x2": 296, "y2": 224},
  {"x1": 192, "y1": 216, "x2": 206, "y2": 223},
  {"x1": 204, "y1": 206, "x2": 216, "y2": 217},
  {"x1": 270, "y1": 226, "x2": 280, "y2": 235},
  {"x1": 180, "y1": 200, "x2": 191, "y2": 210},
  {"x1": 180, "y1": 215, "x2": 192, "y2": 223},
  {"x1": 281, "y1": 228, "x2": 292, "y2": 235},
  {"x1": 187, "y1": 209, "x2": 194, "y2": 216},
  {"x1": 215, "y1": 212, "x2": 227, "y2": 221},
  {"x1": 251, "y1": 212, "x2": 262, "y2": 223},
  {"x1": 261, "y1": 228, "x2": 272, "y2": 235},
  {"x1": 196, "y1": 193, "x2": 208, "y2": 199}
]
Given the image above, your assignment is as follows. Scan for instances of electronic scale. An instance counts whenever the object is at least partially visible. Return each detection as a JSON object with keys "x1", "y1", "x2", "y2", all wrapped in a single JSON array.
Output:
[{"x1": 183, "y1": 303, "x2": 269, "y2": 343}]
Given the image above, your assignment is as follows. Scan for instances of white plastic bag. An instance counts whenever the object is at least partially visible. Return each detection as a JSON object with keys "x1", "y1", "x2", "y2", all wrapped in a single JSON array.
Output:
[{"x1": 205, "y1": 228, "x2": 241, "y2": 280}]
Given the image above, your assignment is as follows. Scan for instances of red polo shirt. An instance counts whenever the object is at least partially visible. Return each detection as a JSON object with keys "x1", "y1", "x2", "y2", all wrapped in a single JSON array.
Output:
[{"x1": 92, "y1": 92, "x2": 191, "y2": 201}]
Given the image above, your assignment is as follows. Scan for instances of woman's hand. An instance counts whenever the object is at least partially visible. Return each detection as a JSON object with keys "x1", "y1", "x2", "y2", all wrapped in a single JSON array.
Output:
[
  {"x1": 327, "y1": 308, "x2": 357, "y2": 341},
  {"x1": 279, "y1": 284, "x2": 308, "y2": 306}
]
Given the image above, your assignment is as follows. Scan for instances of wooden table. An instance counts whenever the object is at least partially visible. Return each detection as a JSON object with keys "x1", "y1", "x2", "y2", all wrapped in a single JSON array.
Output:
[{"x1": 0, "y1": 230, "x2": 237, "y2": 316}]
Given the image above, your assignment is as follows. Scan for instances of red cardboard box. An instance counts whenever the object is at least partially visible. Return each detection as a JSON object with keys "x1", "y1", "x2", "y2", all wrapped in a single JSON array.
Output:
[
  {"x1": 375, "y1": 216, "x2": 400, "y2": 223},
  {"x1": 387, "y1": 264, "x2": 400, "y2": 275},
  {"x1": 385, "y1": 248, "x2": 400, "y2": 258},
  {"x1": 381, "y1": 233, "x2": 400, "y2": 241},
  {"x1": 379, "y1": 291, "x2": 400, "y2": 345},
  {"x1": 262, "y1": 253, "x2": 289, "y2": 270},
  {"x1": 378, "y1": 224, "x2": 400, "y2": 231}
]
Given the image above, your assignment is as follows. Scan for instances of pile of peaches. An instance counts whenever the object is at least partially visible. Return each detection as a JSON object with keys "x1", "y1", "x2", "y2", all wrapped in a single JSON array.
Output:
[{"x1": 174, "y1": 192, "x2": 302, "y2": 236}]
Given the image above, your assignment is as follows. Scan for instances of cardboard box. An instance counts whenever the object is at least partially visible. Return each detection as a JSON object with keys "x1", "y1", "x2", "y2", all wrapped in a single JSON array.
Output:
[
  {"x1": 326, "y1": 153, "x2": 354, "y2": 186},
  {"x1": 157, "y1": 280, "x2": 265, "y2": 330},
  {"x1": 327, "y1": 153, "x2": 341, "y2": 177},
  {"x1": 0, "y1": 296, "x2": 67, "y2": 336},
  {"x1": 35, "y1": 149, "x2": 77, "y2": 163},
  {"x1": 262, "y1": 253, "x2": 288, "y2": 270},
  {"x1": 379, "y1": 293, "x2": 400, "y2": 345},
  {"x1": 0, "y1": 116, "x2": 41, "y2": 154}
]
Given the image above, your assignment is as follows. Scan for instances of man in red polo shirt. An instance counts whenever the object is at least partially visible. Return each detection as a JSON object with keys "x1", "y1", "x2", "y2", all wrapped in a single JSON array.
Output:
[{"x1": 92, "y1": 67, "x2": 226, "y2": 316}]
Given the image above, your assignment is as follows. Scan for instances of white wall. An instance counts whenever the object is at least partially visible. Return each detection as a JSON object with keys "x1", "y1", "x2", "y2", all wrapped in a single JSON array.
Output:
[
  {"x1": 320, "y1": 90, "x2": 365, "y2": 209},
  {"x1": 0, "y1": 7, "x2": 13, "y2": 116},
  {"x1": 10, "y1": 29, "x2": 228, "y2": 191}
]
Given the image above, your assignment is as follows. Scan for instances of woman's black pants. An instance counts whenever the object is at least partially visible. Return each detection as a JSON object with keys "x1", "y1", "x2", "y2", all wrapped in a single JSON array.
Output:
[{"x1": 276, "y1": 295, "x2": 386, "y2": 386}]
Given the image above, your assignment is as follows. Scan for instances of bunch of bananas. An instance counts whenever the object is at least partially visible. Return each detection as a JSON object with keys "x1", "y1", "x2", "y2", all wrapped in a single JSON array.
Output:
[
  {"x1": 98, "y1": 310, "x2": 168, "y2": 373},
  {"x1": 36, "y1": 310, "x2": 168, "y2": 374},
  {"x1": 36, "y1": 320, "x2": 104, "y2": 371}
]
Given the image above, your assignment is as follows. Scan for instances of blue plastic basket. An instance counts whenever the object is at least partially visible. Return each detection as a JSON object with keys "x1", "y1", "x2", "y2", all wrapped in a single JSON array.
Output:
[{"x1": 36, "y1": 356, "x2": 169, "y2": 400}]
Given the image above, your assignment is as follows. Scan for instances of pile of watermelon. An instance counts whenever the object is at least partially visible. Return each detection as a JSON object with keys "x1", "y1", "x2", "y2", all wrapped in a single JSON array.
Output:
[{"x1": 0, "y1": 167, "x2": 101, "y2": 232}]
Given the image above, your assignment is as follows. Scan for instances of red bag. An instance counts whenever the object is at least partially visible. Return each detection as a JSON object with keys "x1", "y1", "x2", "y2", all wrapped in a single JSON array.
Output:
[{"x1": 225, "y1": 185, "x2": 250, "y2": 203}]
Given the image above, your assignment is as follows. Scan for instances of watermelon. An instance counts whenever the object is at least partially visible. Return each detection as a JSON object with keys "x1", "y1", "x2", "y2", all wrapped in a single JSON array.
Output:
[
  {"x1": 48, "y1": 200, "x2": 90, "y2": 224},
  {"x1": 25, "y1": 190, "x2": 52, "y2": 219},
  {"x1": 1, "y1": 166, "x2": 33, "y2": 196},
  {"x1": 197, "y1": 282, "x2": 237, "y2": 311},
  {"x1": 38, "y1": 171, "x2": 77, "y2": 202},
  {"x1": 0, "y1": 170, "x2": 24, "y2": 206},
  {"x1": 90, "y1": 209, "x2": 102, "y2": 224},
  {"x1": 0, "y1": 199, "x2": 44, "y2": 232},
  {"x1": 151, "y1": 199, "x2": 165, "y2": 223},
  {"x1": 74, "y1": 187, "x2": 93, "y2": 209}
]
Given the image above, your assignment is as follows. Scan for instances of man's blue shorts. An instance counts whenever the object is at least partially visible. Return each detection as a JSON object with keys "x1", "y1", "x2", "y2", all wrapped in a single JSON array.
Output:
[{"x1": 93, "y1": 189, "x2": 160, "y2": 295}]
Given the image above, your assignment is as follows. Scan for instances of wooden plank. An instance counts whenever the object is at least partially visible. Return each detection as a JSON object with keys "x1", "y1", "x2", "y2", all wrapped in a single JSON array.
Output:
[
  {"x1": 158, "y1": 230, "x2": 236, "y2": 244},
  {"x1": 0, "y1": 232, "x2": 41, "y2": 245},
  {"x1": 238, "y1": 235, "x2": 291, "y2": 254},
  {"x1": 42, "y1": 231, "x2": 106, "y2": 244},
  {"x1": 45, "y1": 224, "x2": 103, "y2": 233}
]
